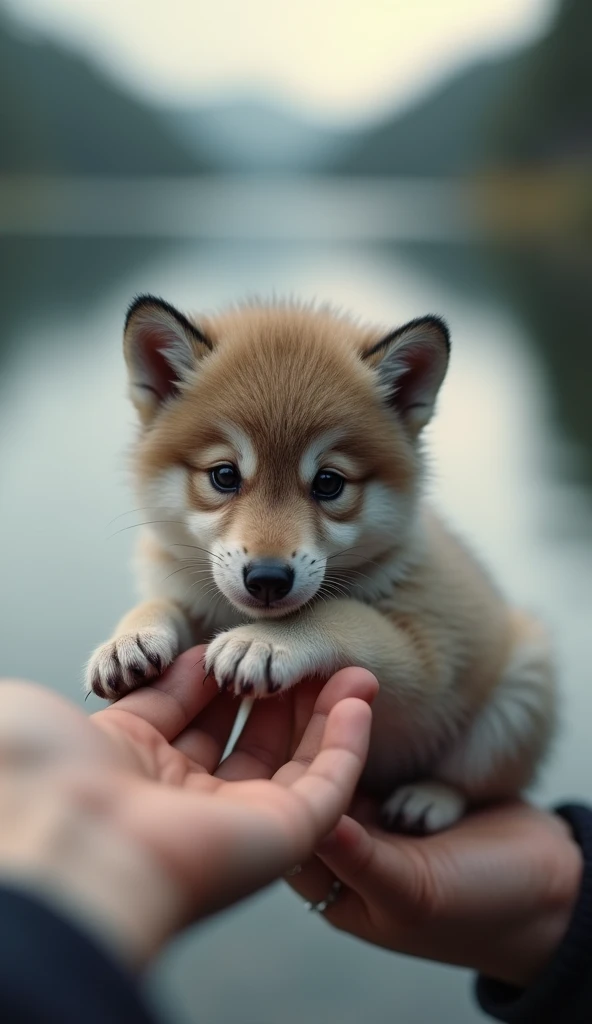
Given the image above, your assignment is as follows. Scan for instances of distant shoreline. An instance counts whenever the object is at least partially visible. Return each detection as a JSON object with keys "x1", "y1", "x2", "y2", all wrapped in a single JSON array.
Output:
[
  {"x1": 0, "y1": 173, "x2": 589, "y2": 241},
  {"x1": 0, "y1": 176, "x2": 475, "y2": 240}
]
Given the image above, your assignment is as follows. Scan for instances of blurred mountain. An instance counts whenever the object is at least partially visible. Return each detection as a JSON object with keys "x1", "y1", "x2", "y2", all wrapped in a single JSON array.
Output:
[
  {"x1": 328, "y1": 56, "x2": 520, "y2": 177},
  {"x1": 492, "y1": 0, "x2": 592, "y2": 168},
  {"x1": 171, "y1": 98, "x2": 348, "y2": 173},
  {"x1": 0, "y1": 11, "x2": 209, "y2": 174},
  {"x1": 0, "y1": 0, "x2": 589, "y2": 184},
  {"x1": 330, "y1": 0, "x2": 591, "y2": 178}
]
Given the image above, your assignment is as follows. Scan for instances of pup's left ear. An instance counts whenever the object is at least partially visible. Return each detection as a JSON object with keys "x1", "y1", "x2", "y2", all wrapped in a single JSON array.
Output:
[{"x1": 362, "y1": 315, "x2": 450, "y2": 435}]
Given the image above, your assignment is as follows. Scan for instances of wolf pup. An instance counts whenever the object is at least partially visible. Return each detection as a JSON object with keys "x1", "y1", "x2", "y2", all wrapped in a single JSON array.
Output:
[{"x1": 87, "y1": 296, "x2": 556, "y2": 833}]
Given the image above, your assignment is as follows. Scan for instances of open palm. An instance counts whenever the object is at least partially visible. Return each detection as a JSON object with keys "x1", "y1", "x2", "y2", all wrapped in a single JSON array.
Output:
[
  {"x1": 0, "y1": 648, "x2": 375, "y2": 963},
  {"x1": 87, "y1": 646, "x2": 377, "y2": 924}
]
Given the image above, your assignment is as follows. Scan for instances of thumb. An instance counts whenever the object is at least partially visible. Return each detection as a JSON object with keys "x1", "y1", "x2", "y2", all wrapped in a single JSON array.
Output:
[{"x1": 318, "y1": 815, "x2": 425, "y2": 914}]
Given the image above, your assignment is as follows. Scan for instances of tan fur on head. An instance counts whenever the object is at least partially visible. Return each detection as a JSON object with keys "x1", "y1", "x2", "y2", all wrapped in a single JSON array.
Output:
[
  {"x1": 124, "y1": 300, "x2": 442, "y2": 617},
  {"x1": 86, "y1": 296, "x2": 557, "y2": 836},
  {"x1": 131, "y1": 301, "x2": 422, "y2": 486}
]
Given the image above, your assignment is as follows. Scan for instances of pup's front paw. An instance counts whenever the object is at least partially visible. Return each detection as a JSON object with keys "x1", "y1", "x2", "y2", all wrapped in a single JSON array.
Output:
[
  {"x1": 86, "y1": 630, "x2": 177, "y2": 700},
  {"x1": 205, "y1": 624, "x2": 323, "y2": 697},
  {"x1": 381, "y1": 781, "x2": 466, "y2": 835}
]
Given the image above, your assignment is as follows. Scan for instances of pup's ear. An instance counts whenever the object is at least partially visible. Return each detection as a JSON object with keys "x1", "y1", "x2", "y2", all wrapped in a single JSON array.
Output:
[
  {"x1": 123, "y1": 295, "x2": 213, "y2": 422},
  {"x1": 362, "y1": 316, "x2": 450, "y2": 435}
]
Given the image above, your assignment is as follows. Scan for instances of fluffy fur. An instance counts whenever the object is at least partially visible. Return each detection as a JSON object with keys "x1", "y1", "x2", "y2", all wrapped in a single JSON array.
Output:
[{"x1": 86, "y1": 297, "x2": 557, "y2": 833}]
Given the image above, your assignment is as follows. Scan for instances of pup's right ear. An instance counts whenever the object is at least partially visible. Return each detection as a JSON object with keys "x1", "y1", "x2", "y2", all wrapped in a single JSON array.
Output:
[{"x1": 123, "y1": 295, "x2": 213, "y2": 423}]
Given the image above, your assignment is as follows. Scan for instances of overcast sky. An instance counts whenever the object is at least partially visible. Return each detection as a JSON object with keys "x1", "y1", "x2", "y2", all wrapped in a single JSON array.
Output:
[{"x1": 5, "y1": 0, "x2": 555, "y2": 121}]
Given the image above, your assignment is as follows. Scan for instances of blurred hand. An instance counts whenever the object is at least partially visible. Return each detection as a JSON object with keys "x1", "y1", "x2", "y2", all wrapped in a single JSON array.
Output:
[
  {"x1": 288, "y1": 798, "x2": 583, "y2": 987},
  {"x1": 0, "y1": 648, "x2": 377, "y2": 967}
]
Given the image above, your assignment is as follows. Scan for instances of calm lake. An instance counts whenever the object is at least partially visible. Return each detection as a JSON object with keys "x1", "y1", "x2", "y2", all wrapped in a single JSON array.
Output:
[{"x1": 1, "y1": 179, "x2": 591, "y2": 1023}]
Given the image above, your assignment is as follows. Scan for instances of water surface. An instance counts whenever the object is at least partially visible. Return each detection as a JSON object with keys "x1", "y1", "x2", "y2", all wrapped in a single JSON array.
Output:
[{"x1": 1, "y1": 188, "x2": 591, "y2": 1024}]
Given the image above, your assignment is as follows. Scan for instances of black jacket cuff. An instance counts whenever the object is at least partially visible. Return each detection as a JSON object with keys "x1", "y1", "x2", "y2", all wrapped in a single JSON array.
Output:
[
  {"x1": 476, "y1": 804, "x2": 592, "y2": 1024},
  {"x1": 0, "y1": 885, "x2": 156, "y2": 1023}
]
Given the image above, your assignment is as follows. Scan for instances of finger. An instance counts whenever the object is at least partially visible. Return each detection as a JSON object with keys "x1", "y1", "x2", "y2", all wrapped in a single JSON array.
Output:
[
  {"x1": 172, "y1": 689, "x2": 240, "y2": 773},
  {"x1": 316, "y1": 813, "x2": 379, "y2": 887},
  {"x1": 286, "y1": 698, "x2": 372, "y2": 841},
  {"x1": 313, "y1": 667, "x2": 378, "y2": 716},
  {"x1": 215, "y1": 690, "x2": 294, "y2": 781},
  {"x1": 285, "y1": 853, "x2": 336, "y2": 906},
  {"x1": 285, "y1": 819, "x2": 368, "y2": 922},
  {"x1": 285, "y1": 855, "x2": 367, "y2": 930},
  {"x1": 94, "y1": 646, "x2": 216, "y2": 742},
  {"x1": 318, "y1": 813, "x2": 425, "y2": 917},
  {"x1": 274, "y1": 668, "x2": 378, "y2": 789},
  {"x1": 290, "y1": 676, "x2": 327, "y2": 751}
]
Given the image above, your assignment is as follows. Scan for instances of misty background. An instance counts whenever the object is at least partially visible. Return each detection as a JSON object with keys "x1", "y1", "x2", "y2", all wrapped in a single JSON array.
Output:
[{"x1": 0, "y1": 1, "x2": 591, "y2": 1022}]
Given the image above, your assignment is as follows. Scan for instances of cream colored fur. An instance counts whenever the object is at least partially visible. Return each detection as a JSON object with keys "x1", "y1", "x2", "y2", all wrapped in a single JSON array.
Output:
[{"x1": 86, "y1": 298, "x2": 557, "y2": 833}]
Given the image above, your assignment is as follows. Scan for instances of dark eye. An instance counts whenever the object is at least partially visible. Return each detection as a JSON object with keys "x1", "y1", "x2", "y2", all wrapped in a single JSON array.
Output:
[
  {"x1": 210, "y1": 464, "x2": 241, "y2": 493},
  {"x1": 312, "y1": 470, "x2": 345, "y2": 501}
]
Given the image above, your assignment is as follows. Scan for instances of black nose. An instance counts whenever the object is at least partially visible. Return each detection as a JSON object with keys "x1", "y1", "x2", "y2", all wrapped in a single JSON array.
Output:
[{"x1": 243, "y1": 561, "x2": 294, "y2": 605}]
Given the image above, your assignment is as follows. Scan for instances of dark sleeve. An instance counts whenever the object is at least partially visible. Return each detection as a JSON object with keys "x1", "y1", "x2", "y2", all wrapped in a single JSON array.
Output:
[
  {"x1": 476, "y1": 804, "x2": 592, "y2": 1024},
  {"x1": 0, "y1": 885, "x2": 158, "y2": 1024}
]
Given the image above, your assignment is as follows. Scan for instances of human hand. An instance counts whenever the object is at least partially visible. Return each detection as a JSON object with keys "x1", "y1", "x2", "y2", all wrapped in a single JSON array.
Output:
[
  {"x1": 0, "y1": 649, "x2": 377, "y2": 967},
  {"x1": 287, "y1": 798, "x2": 583, "y2": 987}
]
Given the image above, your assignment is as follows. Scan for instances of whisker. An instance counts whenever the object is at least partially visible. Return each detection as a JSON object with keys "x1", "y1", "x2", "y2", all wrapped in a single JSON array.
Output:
[
  {"x1": 325, "y1": 573, "x2": 390, "y2": 599},
  {"x1": 324, "y1": 545, "x2": 369, "y2": 562},
  {"x1": 203, "y1": 588, "x2": 227, "y2": 624},
  {"x1": 182, "y1": 581, "x2": 221, "y2": 603},
  {"x1": 108, "y1": 519, "x2": 189, "y2": 539},
  {"x1": 310, "y1": 564, "x2": 380, "y2": 586},
  {"x1": 308, "y1": 576, "x2": 354, "y2": 595},
  {"x1": 162, "y1": 565, "x2": 214, "y2": 583},
  {"x1": 170, "y1": 558, "x2": 213, "y2": 566},
  {"x1": 318, "y1": 582, "x2": 351, "y2": 600},
  {"x1": 326, "y1": 567, "x2": 378, "y2": 586},
  {"x1": 326, "y1": 552, "x2": 397, "y2": 588},
  {"x1": 169, "y1": 543, "x2": 225, "y2": 563},
  {"x1": 326, "y1": 547, "x2": 396, "y2": 575},
  {"x1": 106, "y1": 524, "x2": 223, "y2": 565},
  {"x1": 183, "y1": 581, "x2": 218, "y2": 598},
  {"x1": 107, "y1": 506, "x2": 179, "y2": 526}
]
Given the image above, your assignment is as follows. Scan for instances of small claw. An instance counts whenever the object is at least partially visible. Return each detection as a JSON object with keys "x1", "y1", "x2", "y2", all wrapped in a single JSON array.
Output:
[
  {"x1": 104, "y1": 672, "x2": 122, "y2": 696},
  {"x1": 90, "y1": 681, "x2": 110, "y2": 701},
  {"x1": 265, "y1": 652, "x2": 280, "y2": 694},
  {"x1": 381, "y1": 794, "x2": 411, "y2": 833},
  {"x1": 136, "y1": 635, "x2": 162, "y2": 672},
  {"x1": 404, "y1": 805, "x2": 434, "y2": 836}
]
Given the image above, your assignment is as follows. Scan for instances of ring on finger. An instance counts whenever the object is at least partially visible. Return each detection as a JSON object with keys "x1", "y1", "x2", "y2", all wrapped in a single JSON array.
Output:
[{"x1": 304, "y1": 878, "x2": 343, "y2": 914}]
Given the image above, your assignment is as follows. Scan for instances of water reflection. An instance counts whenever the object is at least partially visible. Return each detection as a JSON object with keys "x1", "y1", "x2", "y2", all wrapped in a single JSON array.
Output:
[
  {"x1": 0, "y1": 220, "x2": 591, "y2": 1024},
  {"x1": 397, "y1": 240, "x2": 592, "y2": 492},
  {"x1": 0, "y1": 236, "x2": 167, "y2": 371}
]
